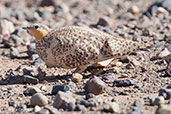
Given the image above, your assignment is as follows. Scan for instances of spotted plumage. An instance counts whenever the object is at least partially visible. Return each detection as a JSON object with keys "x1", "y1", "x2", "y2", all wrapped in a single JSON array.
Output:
[{"x1": 25, "y1": 24, "x2": 148, "y2": 73}]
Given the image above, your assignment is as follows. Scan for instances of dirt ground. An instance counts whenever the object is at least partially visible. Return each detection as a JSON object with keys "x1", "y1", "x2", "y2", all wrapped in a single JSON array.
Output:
[{"x1": 0, "y1": 0, "x2": 171, "y2": 114}]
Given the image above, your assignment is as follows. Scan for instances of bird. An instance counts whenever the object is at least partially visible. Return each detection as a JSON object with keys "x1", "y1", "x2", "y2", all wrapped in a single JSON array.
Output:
[{"x1": 24, "y1": 24, "x2": 149, "y2": 73}]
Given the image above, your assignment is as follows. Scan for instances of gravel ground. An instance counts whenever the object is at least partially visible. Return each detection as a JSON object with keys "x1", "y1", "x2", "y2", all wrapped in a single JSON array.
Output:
[{"x1": 0, "y1": 0, "x2": 171, "y2": 114}]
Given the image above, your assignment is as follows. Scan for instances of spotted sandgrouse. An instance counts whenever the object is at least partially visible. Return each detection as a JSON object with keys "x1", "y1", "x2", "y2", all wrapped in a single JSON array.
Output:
[{"x1": 25, "y1": 24, "x2": 148, "y2": 73}]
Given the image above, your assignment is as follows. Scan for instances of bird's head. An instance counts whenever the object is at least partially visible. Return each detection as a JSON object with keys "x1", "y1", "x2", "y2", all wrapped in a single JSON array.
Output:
[{"x1": 23, "y1": 24, "x2": 51, "y2": 42}]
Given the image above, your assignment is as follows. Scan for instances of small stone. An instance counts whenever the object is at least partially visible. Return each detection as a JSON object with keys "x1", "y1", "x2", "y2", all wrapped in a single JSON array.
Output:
[
  {"x1": 150, "y1": 96, "x2": 165, "y2": 106},
  {"x1": 159, "y1": 88, "x2": 171, "y2": 100},
  {"x1": 72, "y1": 73, "x2": 83, "y2": 83},
  {"x1": 15, "y1": 104, "x2": 27, "y2": 112},
  {"x1": 130, "y1": 5, "x2": 140, "y2": 14},
  {"x1": 155, "y1": 105, "x2": 171, "y2": 114},
  {"x1": 36, "y1": 106, "x2": 61, "y2": 114},
  {"x1": 26, "y1": 43, "x2": 37, "y2": 57},
  {"x1": 31, "y1": 54, "x2": 39, "y2": 61},
  {"x1": 166, "y1": 63, "x2": 171, "y2": 76},
  {"x1": 8, "y1": 101, "x2": 16, "y2": 107},
  {"x1": 40, "y1": 85, "x2": 47, "y2": 92},
  {"x1": 39, "y1": 0, "x2": 57, "y2": 7},
  {"x1": 76, "y1": 98, "x2": 91, "y2": 107},
  {"x1": 85, "y1": 93, "x2": 95, "y2": 100},
  {"x1": 30, "y1": 93, "x2": 48, "y2": 106},
  {"x1": 51, "y1": 84, "x2": 73, "y2": 95},
  {"x1": 0, "y1": 19, "x2": 15, "y2": 35},
  {"x1": 103, "y1": 102, "x2": 120, "y2": 113},
  {"x1": 156, "y1": 7, "x2": 169, "y2": 15},
  {"x1": 157, "y1": 48, "x2": 170, "y2": 58},
  {"x1": 85, "y1": 76, "x2": 107, "y2": 95},
  {"x1": 53, "y1": 91, "x2": 75, "y2": 111},
  {"x1": 94, "y1": 58, "x2": 114, "y2": 67},
  {"x1": 34, "y1": 105, "x2": 41, "y2": 113},
  {"x1": 23, "y1": 75, "x2": 39, "y2": 84},
  {"x1": 128, "y1": 108, "x2": 141, "y2": 114},
  {"x1": 3, "y1": 35, "x2": 23, "y2": 48},
  {"x1": 133, "y1": 99, "x2": 144, "y2": 107},
  {"x1": 100, "y1": 73, "x2": 115, "y2": 83},
  {"x1": 88, "y1": 97, "x2": 102, "y2": 107},
  {"x1": 120, "y1": 56, "x2": 131, "y2": 63},
  {"x1": 10, "y1": 47, "x2": 20, "y2": 59},
  {"x1": 23, "y1": 87, "x2": 41, "y2": 96},
  {"x1": 32, "y1": 58, "x2": 45, "y2": 66},
  {"x1": 136, "y1": 15, "x2": 153, "y2": 29},
  {"x1": 113, "y1": 79, "x2": 136, "y2": 87},
  {"x1": 97, "y1": 16, "x2": 112, "y2": 27},
  {"x1": 75, "y1": 104, "x2": 86, "y2": 112}
]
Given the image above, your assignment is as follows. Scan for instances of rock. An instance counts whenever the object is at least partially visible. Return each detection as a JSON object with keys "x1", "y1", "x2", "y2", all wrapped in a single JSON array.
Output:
[
  {"x1": 94, "y1": 58, "x2": 114, "y2": 67},
  {"x1": 97, "y1": 16, "x2": 112, "y2": 27},
  {"x1": 51, "y1": 84, "x2": 73, "y2": 95},
  {"x1": 100, "y1": 73, "x2": 115, "y2": 83},
  {"x1": 31, "y1": 54, "x2": 39, "y2": 61},
  {"x1": 155, "y1": 105, "x2": 171, "y2": 114},
  {"x1": 159, "y1": 88, "x2": 171, "y2": 100},
  {"x1": 128, "y1": 108, "x2": 141, "y2": 114},
  {"x1": 39, "y1": 0, "x2": 57, "y2": 7},
  {"x1": 10, "y1": 47, "x2": 20, "y2": 59},
  {"x1": 3, "y1": 34, "x2": 23, "y2": 48},
  {"x1": 136, "y1": 15, "x2": 153, "y2": 29},
  {"x1": 72, "y1": 73, "x2": 83, "y2": 83},
  {"x1": 161, "y1": 0, "x2": 171, "y2": 11},
  {"x1": 23, "y1": 75, "x2": 39, "y2": 84},
  {"x1": 103, "y1": 102, "x2": 120, "y2": 113},
  {"x1": 133, "y1": 99, "x2": 144, "y2": 107},
  {"x1": 156, "y1": 7, "x2": 169, "y2": 15},
  {"x1": 88, "y1": 97, "x2": 102, "y2": 107},
  {"x1": 85, "y1": 77, "x2": 107, "y2": 95},
  {"x1": 30, "y1": 93, "x2": 48, "y2": 106},
  {"x1": 85, "y1": 93, "x2": 95, "y2": 99},
  {"x1": 166, "y1": 62, "x2": 171, "y2": 76},
  {"x1": 76, "y1": 98, "x2": 91, "y2": 107},
  {"x1": 36, "y1": 106, "x2": 61, "y2": 114},
  {"x1": 15, "y1": 104, "x2": 27, "y2": 112},
  {"x1": 157, "y1": 48, "x2": 170, "y2": 58},
  {"x1": 34, "y1": 105, "x2": 41, "y2": 113},
  {"x1": 0, "y1": 19, "x2": 15, "y2": 35},
  {"x1": 26, "y1": 43, "x2": 37, "y2": 57},
  {"x1": 75, "y1": 104, "x2": 86, "y2": 112},
  {"x1": 17, "y1": 29, "x2": 31, "y2": 45},
  {"x1": 23, "y1": 87, "x2": 41, "y2": 96},
  {"x1": 32, "y1": 58, "x2": 45, "y2": 66},
  {"x1": 130, "y1": 5, "x2": 140, "y2": 14},
  {"x1": 150, "y1": 96, "x2": 165, "y2": 106},
  {"x1": 113, "y1": 79, "x2": 136, "y2": 87},
  {"x1": 8, "y1": 101, "x2": 16, "y2": 107},
  {"x1": 53, "y1": 91, "x2": 75, "y2": 111},
  {"x1": 120, "y1": 56, "x2": 131, "y2": 63}
]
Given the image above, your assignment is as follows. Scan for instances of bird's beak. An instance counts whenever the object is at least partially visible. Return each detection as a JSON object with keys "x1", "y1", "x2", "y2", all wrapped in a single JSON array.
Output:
[{"x1": 22, "y1": 26, "x2": 31, "y2": 30}]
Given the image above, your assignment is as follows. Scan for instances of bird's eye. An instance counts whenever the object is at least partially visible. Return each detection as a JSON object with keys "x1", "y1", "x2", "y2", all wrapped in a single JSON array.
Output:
[{"x1": 34, "y1": 25, "x2": 39, "y2": 29}]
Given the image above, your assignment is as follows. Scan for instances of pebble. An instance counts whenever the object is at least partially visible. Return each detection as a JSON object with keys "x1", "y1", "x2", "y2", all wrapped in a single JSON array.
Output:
[
  {"x1": 100, "y1": 73, "x2": 115, "y2": 83},
  {"x1": 156, "y1": 7, "x2": 169, "y2": 15},
  {"x1": 150, "y1": 96, "x2": 165, "y2": 106},
  {"x1": 155, "y1": 105, "x2": 171, "y2": 114},
  {"x1": 133, "y1": 99, "x2": 144, "y2": 107},
  {"x1": 36, "y1": 106, "x2": 61, "y2": 114},
  {"x1": 85, "y1": 93, "x2": 95, "y2": 100},
  {"x1": 72, "y1": 73, "x2": 83, "y2": 83},
  {"x1": 120, "y1": 56, "x2": 131, "y2": 63},
  {"x1": 157, "y1": 48, "x2": 170, "y2": 58},
  {"x1": 51, "y1": 84, "x2": 73, "y2": 95},
  {"x1": 159, "y1": 88, "x2": 171, "y2": 100},
  {"x1": 10, "y1": 47, "x2": 20, "y2": 59},
  {"x1": 23, "y1": 87, "x2": 41, "y2": 96},
  {"x1": 8, "y1": 101, "x2": 16, "y2": 107},
  {"x1": 130, "y1": 5, "x2": 140, "y2": 14},
  {"x1": 76, "y1": 98, "x2": 91, "y2": 107},
  {"x1": 26, "y1": 43, "x2": 37, "y2": 57},
  {"x1": 53, "y1": 91, "x2": 76, "y2": 111},
  {"x1": 161, "y1": 0, "x2": 171, "y2": 11},
  {"x1": 85, "y1": 76, "x2": 107, "y2": 95},
  {"x1": 128, "y1": 108, "x2": 141, "y2": 114},
  {"x1": 0, "y1": 19, "x2": 15, "y2": 35},
  {"x1": 75, "y1": 104, "x2": 86, "y2": 112},
  {"x1": 97, "y1": 16, "x2": 111, "y2": 27},
  {"x1": 3, "y1": 35, "x2": 22, "y2": 48},
  {"x1": 88, "y1": 97, "x2": 102, "y2": 107},
  {"x1": 30, "y1": 93, "x2": 48, "y2": 106},
  {"x1": 15, "y1": 104, "x2": 27, "y2": 112},
  {"x1": 103, "y1": 102, "x2": 120, "y2": 113},
  {"x1": 113, "y1": 79, "x2": 136, "y2": 87},
  {"x1": 34, "y1": 105, "x2": 41, "y2": 113},
  {"x1": 23, "y1": 75, "x2": 39, "y2": 84}
]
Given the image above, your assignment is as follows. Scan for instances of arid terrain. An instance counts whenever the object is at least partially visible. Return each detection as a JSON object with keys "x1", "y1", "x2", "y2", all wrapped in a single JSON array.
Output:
[{"x1": 0, "y1": 0, "x2": 171, "y2": 114}]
